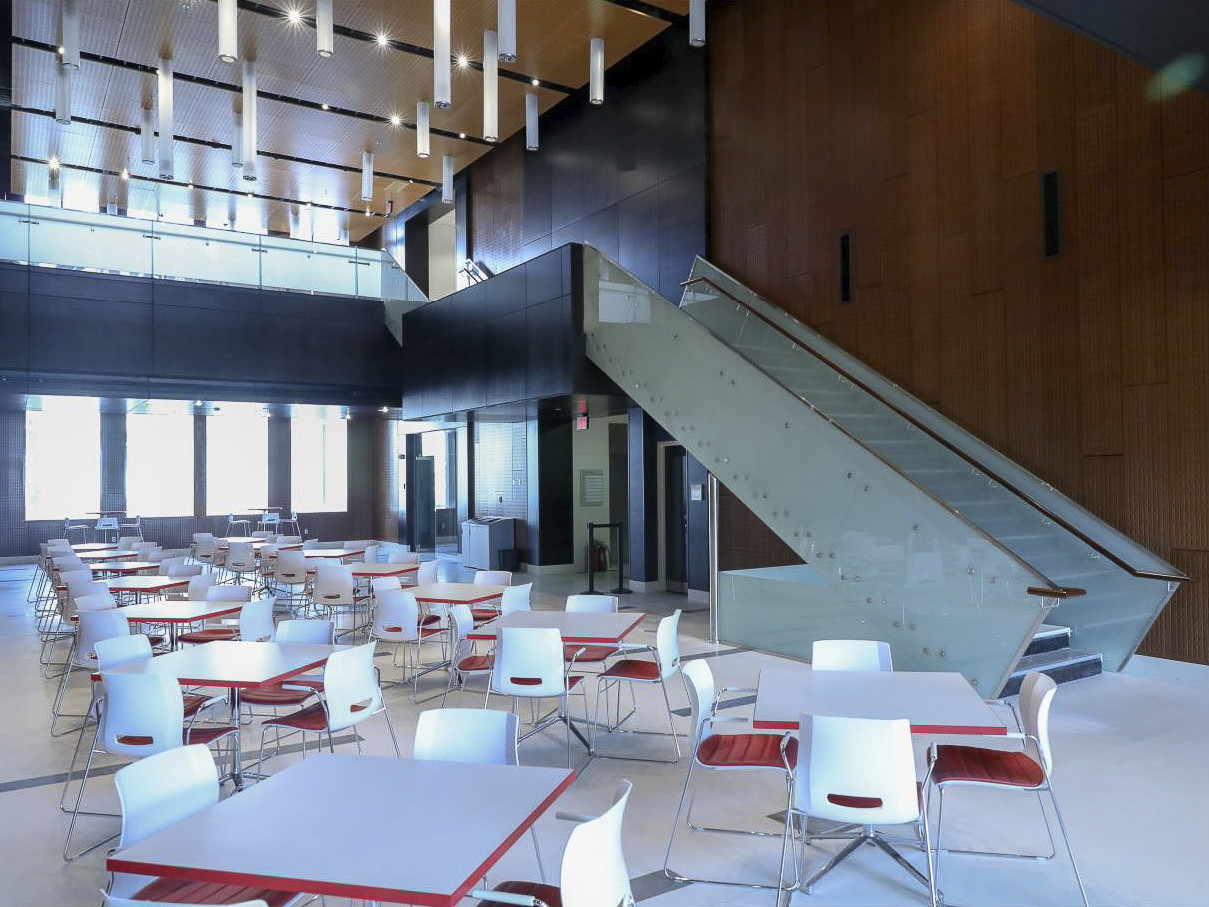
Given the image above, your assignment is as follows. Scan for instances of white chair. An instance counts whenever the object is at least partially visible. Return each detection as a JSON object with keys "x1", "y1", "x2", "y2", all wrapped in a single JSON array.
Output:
[
  {"x1": 792, "y1": 714, "x2": 937, "y2": 904},
  {"x1": 223, "y1": 541, "x2": 258, "y2": 586},
  {"x1": 663, "y1": 659, "x2": 796, "y2": 896},
  {"x1": 95, "y1": 516, "x2": 121, "y2": 544},
  {"x1": 279, "y1": 511, "x2": 302, "y2": 536},
  {"x1": 416, "y1": 559, "x2": 439, "y2": 585},
  {"x1": 272, "y1": 551, "x2": 310, "y2": 611},
  {"x1": 175, "y1": 586, "x2": 252, "y2": 645},
  {"x1": 593, "y1": 610, "x2": 684, "y2": 762},
  {"x1": 812, "y1": 638, "x2": 893, "y2": 672},
  {"x1": 225, "y1": 513, "x2": 252, "y2": 536},
  {"x1": 259, "y1": 641, "x2": 400, "y2": 764},
  {"x1": 472, "y1": 780, "x2": 635, "y2": 907},
  {"x1": 311, "y1": 563, "x2": 370, "y2": 640},
  {"x1": 442, "y1": 604, "x2": 495, "y2": 706},
  {"x1": 50, "y1": 608, "x2": 131, "y2": 736},
  {"x1": 487, "y1": 628, "x2": 590, "y2": 768},
  {"x1": 170, "y1": 572, "x2": 219, "y2": 602},
  {"x1": 501, "y1": 583, "x2": 533, "y2": 615},
  {"x1": 115, "y1": 535, "x2": 141, "y2": 551},
  {"x1": 160, "y1": 557, "x2": 202, "y2": 579},
  {"x1": 257, "y1": 510, "x2": 281, "y2": 532},
  {"x1": 388, "y1": 549, "x2": 420, "y2": 566},
  {"x1": 562, "y1": 594, "x2": 621, "y2": 666},
  {"x1": 471, "y1": 569, "x2": 511, "y2": 622},
  {"x1": 239, "y1": 619, "x2": 333, "y2": 719},
  {"x1": 117, "y1": 514, "x2": 143, "y2": 541},
  {"x1": 194, "y1": 534, "x2": 219, "y2": 570},
  {"x1": 362, "y1": 544, "x2": 381, "y2": 564},
  {"x1": 302, "y1": 539, "x2": 319, "y2": 551},
  {"x1": 926, "y1": 672, "x2": 1088, "y2": 906},
  {"x1": 105, "y1": 745, "x2": 302, "y2": 906},
  {"x1": 371, "y1": 589, "x2": 445, "y2": 698}
]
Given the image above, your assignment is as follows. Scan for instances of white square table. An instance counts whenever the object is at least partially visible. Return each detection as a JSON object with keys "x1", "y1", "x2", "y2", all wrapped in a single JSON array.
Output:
[
  {"x1": 88, "y1": 560, "x2": 159, "y2": 576},
  {"x1": 752, "y1": 667, "x2": 1008, "y2": 736},
  {"x1": 106, "y1": 575, "x2": 191, "y2": 605},
  {"x1": 107, "y1": 754, "x2": 574, "y2": 906},
  {"x1": 77, "y1": 549, "x2": 139, "y2": 562},
  {"x1": 302, "y1": 547, "x2": 367, "y2": 561},
  {"x1": 119, "y1": 599, "x2": 247, "y2": 648},
  {"x1": 410, "y1": 582, "x2": 507, "y2": 607},
  {"x1": 71, "y1": 542, "x2": 118, "y2": 553},
  {"x1": 103, "y1": 641, "x2": 343, "y2": 785},
  {"x1": 469, "y1": 610, "x2": 647, "y2": 644}
]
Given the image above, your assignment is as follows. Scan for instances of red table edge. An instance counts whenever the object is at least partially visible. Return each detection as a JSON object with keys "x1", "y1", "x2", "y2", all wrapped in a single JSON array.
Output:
[
  {"x1": 124, "y1": 604, "x2": 244, "y2": 624},
  {"x1": 468, "y1": 612, "x2": 646, "y2": 643},
  {"x1": 751, "y1": 718, "x2": 1008, "y2": 736},
  {"x1": 167, "y1": 653, "x2": 333, "y2": 689},
  {"x1": 108, "y1": 579, "x2": 191, "y2": 592},
  {"x1": 419, "y1": 590, "x2": 506, "y2": 606},
  {"x1": 107, "y1": 769, "x2": 577, "y2": 907}
]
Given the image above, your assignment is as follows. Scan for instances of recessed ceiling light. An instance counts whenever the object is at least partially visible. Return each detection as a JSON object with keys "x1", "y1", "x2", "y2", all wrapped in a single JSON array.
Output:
[
  {"x1": 285, "y1": 7, "x2": 302, "y2": 24},
  {"x1": 376, "y1": 32, "x2": 389, "y2": 47},
  {"x1": 457, "y1": 54, "x2": 469, "y2": 68},
  {"x1": 531, "y1": 78, "x2": 540, "y2": 86},
  {"x1": 247, "y1": 191, "x2": 253, "y2": 197},
  {"x1": 364, "y1": 207, "x2": 370, "y2": 215},
  {"x1": 379, "y1": 406, "x2": 389, "y2": 413},
  {"x1": 58, "y1": 45, "x2": 65, "y2": 55},
  {"x1": 194, "y1": 399, "x2": 203, "y2": 406},
  {"x1": 389, "y1": 114, "x2": 401, "y2": 126},
  {"x1": 120, "y1": 168, "x2": 129, "y2": 180},
  {"x1": 187, "y1": 182, "x2": 194, "y2": 189},
  {"x1": 458, "y1": 132, "x2": 466, "y2": 139},
  {"x1": 48, "y1": 155, "x2": 59, "y2": 169},
  {"x1": 321, "y1": 103, "x2": 330, "y2": 110}
]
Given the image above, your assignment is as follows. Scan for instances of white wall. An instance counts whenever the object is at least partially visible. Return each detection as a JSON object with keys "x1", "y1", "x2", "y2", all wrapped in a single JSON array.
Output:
[
  {"x1": 571, "y1": 415, "x2": 625, "y2": 572},
  {"x1": 427, "y1": 208, "x2": 457, "y2": 300}
]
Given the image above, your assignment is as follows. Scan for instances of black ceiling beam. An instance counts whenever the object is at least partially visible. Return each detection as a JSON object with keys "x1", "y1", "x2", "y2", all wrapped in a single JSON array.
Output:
[
  {"x1": 11, "y1": 103, "x2": 440, "y2": 188},
  {"x1": 224, "y1": 0, "x2": 578, "y2": 95},
  {"x1": 11, "y1": 36, "x2": 493, "y2": 147},
  {"x1": 600, "y1": 0, "x2": 688, "y2": 24}
]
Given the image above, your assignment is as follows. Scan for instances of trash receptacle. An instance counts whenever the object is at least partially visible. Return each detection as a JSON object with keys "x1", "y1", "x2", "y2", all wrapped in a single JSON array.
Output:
[{"x1": 497, "y1": 548, "x2": 520, "y2": 572}]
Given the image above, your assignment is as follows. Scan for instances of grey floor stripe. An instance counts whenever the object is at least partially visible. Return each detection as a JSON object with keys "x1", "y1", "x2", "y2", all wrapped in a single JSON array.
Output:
[
  {"x1": 681, "y1": 646, "x2": 750, "y2": 662},
  {"x1": 671, "y1": 693, "x2": 755, "y2": 717},
  {"x1": 630, "y1": 869, "x2": 691, "y2": 901}
]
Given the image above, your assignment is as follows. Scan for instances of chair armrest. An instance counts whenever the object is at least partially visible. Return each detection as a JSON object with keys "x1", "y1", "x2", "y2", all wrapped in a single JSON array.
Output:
[
  {"x1": 565, "y1": 646, "x2": 587, "y2": 671},
  {"x1": 468, "y1": 889, "x2": 546, "y2": 907},
  {"x1": 555, "y1": 811, "x2": 599, "y2": 822},
  {"x1": 702, "y1": 715, "x2": 748, "y2": 729},
  {"x1": 717, "y1": 685, "x2": 757, "y2": 699}
]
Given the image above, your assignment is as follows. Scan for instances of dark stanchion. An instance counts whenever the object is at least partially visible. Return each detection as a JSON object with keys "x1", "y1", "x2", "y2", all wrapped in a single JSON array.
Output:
[{"x1": 583, "y1": 521, "x2": 631, "y2": 595}]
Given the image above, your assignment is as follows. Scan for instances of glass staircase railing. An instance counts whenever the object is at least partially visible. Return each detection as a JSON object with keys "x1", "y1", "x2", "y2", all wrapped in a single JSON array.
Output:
[
  {"x1": 582, "y1": 245, "x2": 1182, "y2": 695},
  {"x1": 0, "y1": 199, "x2": 427, "y2": 344}
]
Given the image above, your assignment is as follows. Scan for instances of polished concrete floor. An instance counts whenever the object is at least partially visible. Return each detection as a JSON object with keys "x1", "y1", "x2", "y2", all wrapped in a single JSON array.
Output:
[{"x1": 1, "y1": 557, "x2": 1205, "y2": 907}]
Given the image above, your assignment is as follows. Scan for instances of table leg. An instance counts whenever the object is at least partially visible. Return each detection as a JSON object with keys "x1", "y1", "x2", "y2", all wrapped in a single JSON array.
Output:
[{"x1": 230, "y1": 687, "x2": 244, "y2": 789}]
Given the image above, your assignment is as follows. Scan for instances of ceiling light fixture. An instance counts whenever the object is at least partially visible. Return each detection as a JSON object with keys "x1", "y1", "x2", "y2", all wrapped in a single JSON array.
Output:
[
  {"x1": 416, "y1": 100, "x2": 430, "y2": 158},
  {"x1": 589, "y1": 38, "x2": 604, "y2": 105},
  {"x1": 121, "y1": 168, "x2": 129, "y2": 181},
  {"x1": 433, "y1": 0, "x2": 451, "y2": 108},
  {"x1": 441, "y1": 154, "x2": 454, "y2": 203},
  {"x1": 389, "y1": 114, "x2": 401, "y2": 126},
  {"x1": 231, "y1": 104, "x2": 242, "y2": 168},
  {"x1": 689, "y1": 0, "x2": 706, "y2": 47},
  {"x1": 458, "y1": 132, "x2": 466, "y2": 139},
  {"x1": 531, "y1": 78, "x2": 539, "y2": 86},
  {"x1": 316, "y1": 0, "x2": 333, "y2": 57},
  {"x1": 217, "y1": 0, "x2": 238, "y2": 63},
  {"x1": 286, "y1": 8, "x2": 302, "y2": 26},
  {"x1": 525, "y1": 91, "x2": 539, "y2": 151},
  {"x1": 321, "y1": 102, "x2": 329, "y2": 110},
  {"x1": 376, "y1": 32, "x2": 389, "y2": 47},
  {"x1": 140, "y1": 104, "x2": 155, "y2": 164},
  {"x1": 54, "y1": 65, "x2": 72, "y2": 124},
  {"x1": 497, "y1": 0, "x2": 516, "y2": 62},
  {"x1": 48, "y1": 155, "x2": 60, "y2": 169},
  {"x1": 59, "y1": 0, "x2": 81, "y2": 69},
  {"x1": 241, "y1": 61, "x2": 257, "y2": 181},
  {"x1": 361, "y1": 150, "x2": 374, "y2": 202},
  {"x1": 157, "y1": 57, "x2": 174, "y2": 178},
  {"x1": 483, "y1": 29, "x2": 498, "y2": 142}
]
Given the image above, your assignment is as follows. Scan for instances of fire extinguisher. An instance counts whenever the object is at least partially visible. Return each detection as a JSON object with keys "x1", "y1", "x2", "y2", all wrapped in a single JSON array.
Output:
[{"x1": 594, "y1": 541, "x2": 610, "y2": 571}]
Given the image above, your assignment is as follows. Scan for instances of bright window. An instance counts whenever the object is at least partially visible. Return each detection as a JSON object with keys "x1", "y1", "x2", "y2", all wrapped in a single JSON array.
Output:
[
  {"x1": 206, "y1": 407, "x2": 268, "y2": 515},
  {"x1": 126, "y1": 413, "x2": 194, "y2": 517},
  {"x1": 25, "y1": 396, "x2": 100, "y2": 521},
  {"x1": 291, "y1": 417, "x2": 348, "y2": 513}
]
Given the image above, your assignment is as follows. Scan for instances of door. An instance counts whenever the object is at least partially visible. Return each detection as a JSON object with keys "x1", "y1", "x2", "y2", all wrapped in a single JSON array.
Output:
[
  {"x1": 411, "y1": 456, "x2": 436, "y2": 552},
  {"x1": 664, "y1": 446, "x2": 688, "y2": 594}
]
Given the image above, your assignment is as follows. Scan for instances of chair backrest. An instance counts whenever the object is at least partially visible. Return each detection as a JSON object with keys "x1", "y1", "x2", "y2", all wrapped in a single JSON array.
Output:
[
  {"x1": 274, "y1": 618, "x2": 335, "y2": 644},
  {"x1": 165, "y1": 563, "x2": 202, "y2": 578},
  {"x1": 116, "y1": 536, "x2": 141, "y2": 551},
  {"x1": 302, "y1": 539, "x2": 319, "y2": 550},
  {"x1": 811, "y1": 639, "x2": 893, "y2": 672},
  {"x1": 565, "y1": 594, "x2": 618, "y2": 614},
  {"x1": 66, "y1": 579, "x2": 110, "y2": 618},
  {"x1": 500, "y1": 582, "x2": 533, "y2": 615},
  {"x1": 259, "y1": 544, "x2": 279, "y2": 567},
  {"x1": 322, "y1": 642, "x2": 381, "y2": 731},
  {"x1": 99, "y1": 671, "x2": 185, "y2": 757},
  {"x1": 797, "y1": 713, "x2": 919, "y2": 827},
  {"x1": 414, "y1": 708, "x2": 519, "y2": 765},
  {"x1": 474, "y1": 570, "x2": 512, "y2": 586},
  {"x1": 681, "y1": 659, "x2": 716, "y2": 744},
  {"x1": 416, "y1": 559, "x2": 438, "y2": 584},
  {"x1": 448, "y1": 604, "x2": 474, "y2": 659},
  {"x1": 226, "y1": 542, "x2": 256, "y2": 571},
  {"x1": 371, "y1": 589, "x2": 420, "y2": 642},
  {"x1": 363, "y1": 544, "x2": 381, "y2": 564},
  {"x1": 206, "y1": 585, "x2": 252, "y2": 603},
  {"x1": 1018, "y1": 671, "x2": 1058, "y2": 773},
  {"x1": 186, "y1": 572, "x2": 219, "y2": 600},
  {"x1": 76, "y1": 591, "x2": 118, "y2": 613},
  {"x1": 654, "y1": 609, "x2": 683, "y2": 679},
  {"x1": 136, "y1": 546, "x2": 164, "y2": 563},
  {"x1": 313, "y1": 563, "x2": 356, "y2": 606},
  {"x1": 63, "y1": 570, "x2": 98, "y2": 594},
  {"x1": 95, "y1": 634, "x2": 153, "y2": 670},
  {"x1": 77, "y1": 609, "x2": 131, "y2": 661},
  {"x1": 492, "y1": 628, "x2": 566, "y2": 697},
  {"x1": 372, "y1": 576, "x2": 403, "y2": 597},
  {"x1": 387, "y1": 549, "x2": 420, "y2": 565},
  {"x1": 239, "y1": 596, "x2": 277, "y2": 642},
  {"x1": 195, "y1": 536, "x2": 219, "y2": 557},
  {"x1": 114, "y1": 744, "x2": 218, "y2": 850},
  {"x1": 560, "y1": 779, "x2": 634, "y2": 907},
  {"x1": 274, "y1": 551, "x2": 308, "y2": 583}
]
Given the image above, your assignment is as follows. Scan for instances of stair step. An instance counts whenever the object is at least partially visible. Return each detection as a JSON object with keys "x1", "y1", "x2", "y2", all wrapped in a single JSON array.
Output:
[
  {"x1": 1001, "y1": 647, "x2": 1102, "y2": 697},
  {"x1": 1024, "y1": 623, "x2": 1071, "y2": 657}
]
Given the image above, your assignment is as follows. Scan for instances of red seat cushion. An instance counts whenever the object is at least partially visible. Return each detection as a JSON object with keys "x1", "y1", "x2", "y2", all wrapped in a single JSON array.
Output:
[
  {"x1": 183, "y1": 724, "x2": 238, "y2": 746},
  {"x1": 564, "y1": 644, "x2": 620, "y2": 663},
  {"x1": 477, "y1": 880, "x2": 563, "y2": 907},
  {"x1": 420, "y1": 613, "x2": 441, "y2": 626},
  {"x1": 240, "y1": 684, "x2": 314, "y2": 706},
  {"x1": 264, "y1": 701, "x2": 328, "y2": 732},
  {"x1": 599, "y1": 657, "x2": 660, "y2": 680},
  {"x1": 177, "y1": 627, "x2": 239, "y2": 644},
  {"x1": 931, "y1": 745, "x2": 1045, "y2": 788},
  {"x1": 457, "y1": 654, "x2": 495, "y2": 672},
  {"x1": 181, "y1": 693, "x2": 215, "y2": 717},
  {"x1": 697, "y1": 733, "x2": 797, "y2": 769},
  {"x1": 282, "y1": 676, "x2": 324, "y2": 692},
  {"x1": 471, "y1": 608, "x2": 500, "y2": 621},
  {"x1": 146, "y1": 635, "x2": 166, "y2": 648},
  {"x1": 133, "y1": 877, "x2": 295, "y2": 906}
]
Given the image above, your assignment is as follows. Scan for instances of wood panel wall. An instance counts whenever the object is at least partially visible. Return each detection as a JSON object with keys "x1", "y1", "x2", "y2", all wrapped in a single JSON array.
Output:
[{"x1": 709, "y1": 0, "x2": 1209, "y2": 665}]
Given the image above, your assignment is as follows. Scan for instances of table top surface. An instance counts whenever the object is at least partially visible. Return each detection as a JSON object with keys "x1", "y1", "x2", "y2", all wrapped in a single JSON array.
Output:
[
  {"x1": 347, "y1": 563, "x2": 419, "y2": 577},
  {"x1": 119, "y1": 599, "x2": 246, "y2": 623},
  {"x1": 77, "y1": 549, "x2": 139, "y2": 561},
  {"x1": 70, "y1": 543, "x2": 117, "y2": 552},
  {"x1": 86, "y1": 511, "x2": 126, "y2": 516},
  {"x1": 301, "y1": 548, "x2": 367, "y2": 559},
  {"x1": 107, "y1": 754, "x2": 575, "y2": 906},
  {"x1": 752, "y1": 667, "x2": 1008, "y2": 736},
  {"x1": 409, "y1": 582, "x2": 507, "y2": 604},
  {"x1": 470, "y1": 610, "x2": 647, "y2": 643},
  {"x1": 249, "y1": 507, "x2": 281, "y2": 512},
  {"x1": 106, "y1": 576, "x2": 191, "y2": 593},
  {"x1": 88, "y1": 561, "x2": 159, "y2": 573},
  {"x1": 102, "y1": 640, "x2": 343, "y2": 688}
]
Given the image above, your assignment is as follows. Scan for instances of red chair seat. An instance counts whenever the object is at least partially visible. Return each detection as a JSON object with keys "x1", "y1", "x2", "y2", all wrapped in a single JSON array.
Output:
[
  {"x1": 477, "y1": 880, "x2": 563, "y2": 907},
  {"x1": 264, "y1": 702, "x2": 328, "y2": 732},
  {"x1": 697, "y1": 733, "x2": 797, "y2": 769},
  {"x1": 564, "y1": 644, "x2": 620, "y2": 663},
  {"x1": 282, "y1": 676, "x2": 324, "y2": 692},
  {"x1": 931, "y1": 744, "x2": 1045, "y2": 788},
  {"x1": 471, "y1": 608, "x2": 500, "y2": 621},
  {"x1": 599, "y1": 657, "x2": 659, "y2": 680},
  {"x1": 420, "y1": 613, "x2": 441, "y2": 626},
  {"x1": 240, "y1": 684, "x2": 313, "y2": 706},
  {"x1": 457, "y1": 654, "x2": 495, "y2": 672},
  {"x1": 183, "y1": 724, "x2": 238, "y2": 746},
  {"x1": 177, "y1": 627, "x2": 239, "y2": 644},
  {"x1": 182, "y1": 693, "x2": 215, "y2": 717},
  {"x1": 146, "y1": 635, "x2": 166, "y2": 647},
  {"x1": 133, "y1": 877, "x2": 295, "y2": 906}
]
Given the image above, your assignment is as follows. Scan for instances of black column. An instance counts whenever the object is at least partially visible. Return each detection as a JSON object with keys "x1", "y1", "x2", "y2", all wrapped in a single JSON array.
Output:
[
  {"x1": 526, "y1": 404, "x2": 573, "y2": 567},
  {"x1": 100, "y1": 410, "x2": 125, "y2": 513},
  {"x1": 267, "y1": 415, "x2": 290, "y2": 513},
  {"x1": 193, "y1": 414, "x2": 206, "y2": 521},
  {"x1": 0, "y1": 408, "x2": 25, "y2": 556},
  {"x1": 626, "y1": 403, "x2": 667, "y2": 583},
  {"x1": 0, "y1": 0, "x2": 12, "y2": 199}
]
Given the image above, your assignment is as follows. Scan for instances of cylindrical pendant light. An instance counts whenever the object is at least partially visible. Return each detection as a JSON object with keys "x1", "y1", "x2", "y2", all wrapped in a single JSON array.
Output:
[
  {"x1": 433, "y1": 0, "x2": 451, "y2": 109},
  {"x1": 316, "y1": 0, "x2": 334, "y2": 57},
  {"x1": 231, "y1": 105, "x2": 243, "y2": 168},
  {"x1": 589, "y1": 38, "x2": 605, "y2": 105},
  {"x1": 442, "y1": 154, "x2": 454, "y2": 203},
  {"x1": 416, "y1": 100, "x2": 430, "y2": 159},
  {"x1": 140, "y1": 104, "x2": 155, "y2": 164},
  {"x1": 689, "y1": 0, "x2": 706, "y2": 47},
  {"x1": 525, "y1": 92, "x2": 539, "y2": 151},
  {"x1": 483, "y1": 30, "x2": 498, "y2": 142},
  {"x1": 497, "y1": 0, "x2": 516, "y2": 62},
  {"x1": 48, "y1": 158, "x2": 61, "y2": 199},
  {"x1": 361, "y1": 151, "x2": 374, "y2": 202},
  {"x1": 217, "y1": 0, "x2": 238, "y2": 63},
  {"x1": 241, "y1": 61, "x2": 257, "y2": 181},
  {"x1": 54, "y1": 65, "x2": 72, "y2": 124},
  {"x1": 157, "y1": 58, "x2": 174, "y2": 179},
  {"x1": 60, "y1": 0, "x2": 81, "y2": 69}
]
